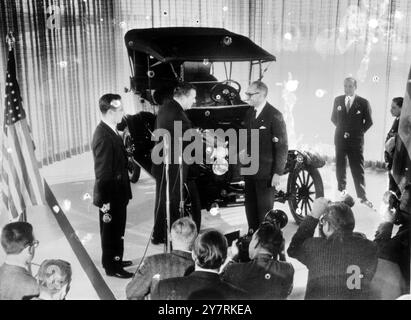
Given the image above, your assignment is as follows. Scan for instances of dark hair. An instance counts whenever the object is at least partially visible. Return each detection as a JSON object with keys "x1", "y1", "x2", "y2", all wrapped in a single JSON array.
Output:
[
  {"x1": 1, "y1": 222, "x2": 34, "y2": 254},
  {"x1": 323, "y1": 202, "x2": 355, "y2": 238},
  {"x1": 255, "y1": 222, "x2": 284, "y2": 256},
  {"x1": 392, "y1": 97, "x2": 404, "y2": 108},
  {"x1": 173, "y1": 82, "x2": 196, "y2": 99},
  {"x1": 251, "y1": 81, "x2": 268, "y2": 97},
  {"x1": 193, "y1": 230, "x2": 227, "y2": 270},
  {"x1": 99, "y1": 94, "x2": 122, "y2": 114}
]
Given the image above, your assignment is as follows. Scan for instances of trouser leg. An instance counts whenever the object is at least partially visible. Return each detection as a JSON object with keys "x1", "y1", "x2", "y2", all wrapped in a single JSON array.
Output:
[
  {"x1": 99, "y1": 200, "x2": 127, "y2": 271},
  {"x1": 245, "y1": 178, "x2": 259, "y2": 233},
  {"x1": 335, "y1": 145, "x2": 347, "y2": 192},
  {"x1": 347, "y1": 146, "x2": 366, "y2": 199},
  {"x1": 255, "y1": 180, "x2": 276, "y2": 225}
]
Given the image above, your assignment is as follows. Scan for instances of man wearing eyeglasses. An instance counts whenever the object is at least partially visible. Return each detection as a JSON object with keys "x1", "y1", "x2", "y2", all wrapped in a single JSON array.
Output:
[
  {"x1": 0, "y1": 222, "x2": 40, "y2": 300},
  {"x1": 243, "y1": 81, "x2": 288, "y2": 233},
  {"x1": 92, "y1": 94, "x2": 133, "y2": 279}
]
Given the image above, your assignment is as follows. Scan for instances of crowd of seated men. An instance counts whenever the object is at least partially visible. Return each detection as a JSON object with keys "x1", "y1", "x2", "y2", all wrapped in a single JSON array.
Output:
[{"x1": 0, "y1": 186, "x2": 409, "y2": 300}]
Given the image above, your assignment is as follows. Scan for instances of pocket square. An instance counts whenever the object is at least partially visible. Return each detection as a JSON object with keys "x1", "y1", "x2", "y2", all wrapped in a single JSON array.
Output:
[
  {"x1": 259, "y1": 126, "x2": 267, "y2": 129},
  {"x1": 356, "y1": 111, "x2": 361, "y2": 115}
]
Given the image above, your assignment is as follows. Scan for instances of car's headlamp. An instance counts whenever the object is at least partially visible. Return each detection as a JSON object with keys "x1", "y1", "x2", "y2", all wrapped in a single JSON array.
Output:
[{"x1": 212, "y1": 159, "x2": 229, "y2": 176}]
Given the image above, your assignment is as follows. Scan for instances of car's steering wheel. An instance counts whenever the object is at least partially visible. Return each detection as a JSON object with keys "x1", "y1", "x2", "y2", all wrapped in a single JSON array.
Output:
[{"x1": 210, "y1": 80, "x2": 242, "y2": 105}]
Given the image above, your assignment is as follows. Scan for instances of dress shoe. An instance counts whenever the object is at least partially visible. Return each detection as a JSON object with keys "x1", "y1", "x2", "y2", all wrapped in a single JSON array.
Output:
[
  {"x1": 122, "y1": 260, "x2": 133, "y2": 268},
  {"x1": 360, "y1": 198, "x2": 374, "y2": 209},
  {"x1": 105, "y1": 269, "x2": 133, "y2": 279}
]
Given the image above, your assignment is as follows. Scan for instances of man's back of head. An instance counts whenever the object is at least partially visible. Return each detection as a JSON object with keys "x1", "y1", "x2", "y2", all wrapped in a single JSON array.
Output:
[
  {"x1": 323, "y1": 202, "x2": 355, "y2": 239},
  {"x1": 250, "y1": 222, "x2": 284, "y2": 259},
  {"x1": 37, "y1": 259, "x2": 72, "y2": 300},
  {"x1": 1, "y1": 222, "x2": 34, "y2": 255},
  {"x1": 171, "y1": 217, "x2": 197, "y2": 251},
  {"x1": 193, "y1": 229, "x2": 227, "y2": 270}
]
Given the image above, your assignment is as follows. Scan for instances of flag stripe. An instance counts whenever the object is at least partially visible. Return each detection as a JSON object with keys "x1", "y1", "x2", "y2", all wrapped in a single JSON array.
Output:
[
  {"x1": 15, "y1": 121, "x2": 44, "y2": 204},
  {"x1": 7, "y1": 126, "x2": 36, "y2": 204},
  {"x1": 2, "y1": 150, "x2": 24, "y2": 216}
]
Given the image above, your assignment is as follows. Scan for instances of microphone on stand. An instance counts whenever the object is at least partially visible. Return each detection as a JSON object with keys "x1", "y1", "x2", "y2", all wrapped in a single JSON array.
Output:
[
  {"x1": 163, "y1": 134, "x2": 171, "y2": 253},
  {"x1": 178, "y1": 137, "x2": 184, "y2": 217}
]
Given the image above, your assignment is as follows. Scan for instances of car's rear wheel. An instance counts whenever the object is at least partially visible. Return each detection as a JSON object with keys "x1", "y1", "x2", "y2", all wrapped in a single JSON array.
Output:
[{"x1": 287, "y1": 165, "x2": 324, "y2": 224}]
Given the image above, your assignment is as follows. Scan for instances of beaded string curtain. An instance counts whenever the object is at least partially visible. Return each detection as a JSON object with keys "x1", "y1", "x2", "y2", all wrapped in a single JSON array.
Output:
[{"x1": 1, "y1": 0, "x2": 411, "y2": 164}]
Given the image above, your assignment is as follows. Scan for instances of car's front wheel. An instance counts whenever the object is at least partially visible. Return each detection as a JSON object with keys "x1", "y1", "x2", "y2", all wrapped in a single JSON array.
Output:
[{"x1": 287, "y1": 165, "x2": 324, "y2": 224}]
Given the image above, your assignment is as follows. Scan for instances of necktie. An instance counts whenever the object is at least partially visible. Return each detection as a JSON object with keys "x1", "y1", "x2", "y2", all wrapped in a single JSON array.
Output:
[{"x1": 346, "y1": 97, "x2": 351, "y2": 113}]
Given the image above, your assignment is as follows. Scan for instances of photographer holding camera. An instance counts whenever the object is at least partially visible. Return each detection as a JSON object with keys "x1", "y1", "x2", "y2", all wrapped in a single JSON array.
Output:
[
  {"x1": 373, "y1": 185, "x2": 410, "y2": 296},
  {"x1": 287, "y1": 198, "x2": 378, "y2": 300},
  {"x1": 221, "y1": 213, "x2": 294, "y2": 300}
]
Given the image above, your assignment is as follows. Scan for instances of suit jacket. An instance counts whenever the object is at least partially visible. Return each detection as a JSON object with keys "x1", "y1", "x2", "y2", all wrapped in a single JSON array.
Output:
[
  {"x1": 245, "y1": 102, "x2": 288, "y2": 180},
  {"x1": 331, "y1": 95, "x2": 373, "y2": 146},
  {"x1": 151, "y1": 271, "x2": 246, "y2": 300},
  {"x1": 126, "y1": 250, "x2": 194, "y2": 300},
  {"x1": 385, "y1": 118, "x2": 400, "y2": 167},
  {"x1": 151, "y1": 99, "x2": 194, "y2": 180},
  {"x1": 374, "y1": 222, "x2": 409, "y2": 293},
  {"x1": 221, "y1": 254, "x2": 294, "y2": 299},
  {"x1": 92, "y1": 121, "x2": 132, "y2": 207},
  {"x1": 0, "y1": 264, "x2": 39, "y2": 300},
  {"x1": 288, "y1": 216, "x2": 378, "y2": 300}
]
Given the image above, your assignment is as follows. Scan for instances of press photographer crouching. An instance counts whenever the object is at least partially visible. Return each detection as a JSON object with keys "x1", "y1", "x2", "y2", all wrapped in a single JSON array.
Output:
[
  {"x1": 287, "y1": 198, "x2": 378, "y2": 300},
  {"x1": 372, "y1": 185, "x2": 410, "y2": 297},
  {"x1": 220, "y1": 210, "x2": 294, "y2": 300}
]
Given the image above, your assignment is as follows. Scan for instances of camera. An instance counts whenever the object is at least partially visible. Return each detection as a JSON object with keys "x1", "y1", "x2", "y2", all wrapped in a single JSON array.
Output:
[
  {"x1": 384, "y1": 191, "x2": 405, "y2": 226},
  {"x1": 231, "y1": 209, "x2": 288, "y2": 263}
]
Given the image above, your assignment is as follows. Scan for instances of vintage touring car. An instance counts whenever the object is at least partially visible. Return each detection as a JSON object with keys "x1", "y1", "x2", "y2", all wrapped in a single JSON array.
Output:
[{"x1": 119, "y1": 27, "x2": 325, "y2": 224}]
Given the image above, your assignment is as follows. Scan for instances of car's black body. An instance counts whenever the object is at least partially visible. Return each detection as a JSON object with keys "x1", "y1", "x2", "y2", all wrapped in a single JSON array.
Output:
[{"x1": 120, "y1": 27, "x2": 325, "y2": 224}]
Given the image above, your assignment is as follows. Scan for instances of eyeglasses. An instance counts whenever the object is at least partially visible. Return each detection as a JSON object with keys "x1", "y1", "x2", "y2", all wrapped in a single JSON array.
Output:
[
  {"x1": 245, "y1": 92, "x2": 260, "y2": 97},
  {"x1": 26, "y1": 240, "x2": 39, "y2": 252}
]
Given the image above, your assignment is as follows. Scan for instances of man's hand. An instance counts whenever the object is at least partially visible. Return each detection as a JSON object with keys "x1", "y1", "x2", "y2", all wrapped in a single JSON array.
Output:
[
  {"x1": 385, "y1": 136, "x2": 396, "y2": 154},
  {"x1": 310, "y1": 198, "x2": 330, "y2": 219},
  {"x1": 227, "y1": 239, "x2": 239, "y2": 260},
  {"x1": 100, "y1": 203, "x2": 110, "y2": 214},
  {"x1": 271, "y1": 174, "x2": 281, "y2": 188}
]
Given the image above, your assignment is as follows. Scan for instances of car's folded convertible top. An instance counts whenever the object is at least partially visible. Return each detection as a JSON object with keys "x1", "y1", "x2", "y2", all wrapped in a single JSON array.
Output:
[{"x1": 125, "y1": 27, "x2": 276, "y2": 63}]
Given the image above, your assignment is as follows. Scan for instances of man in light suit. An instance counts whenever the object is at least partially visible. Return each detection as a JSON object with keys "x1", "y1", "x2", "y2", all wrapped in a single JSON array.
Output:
[
  {"x1": 331, "y1": 77, "x2": 373, "y2": 207},
  {"x1": 92, "y1": 94, "x2": 133, "y2": 278},
  {"x1": 243, "y1": 81, "x2": 288, "y2": 233}
]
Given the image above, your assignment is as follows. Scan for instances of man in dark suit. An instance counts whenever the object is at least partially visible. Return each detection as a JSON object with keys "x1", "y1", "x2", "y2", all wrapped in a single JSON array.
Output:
[
  {"x1": 151, "y1": 83, "x2": 200, "y2": 245},
  {"x1": 288, "y1": 198, "x2": 378, "y2": 300},
  {"x1": 331, "y1": 77, "x2": 373, "y2": 207},
  {"x1": 92, "y1": 94, "x2": 133, "y2": 278},
  {"x1": 151, "y1": 230, "x2": 246, "y2": 300},
  {"x1": 126, "y1": 217, "x2": 197, "y2": 300},
  {"x1": 385, "y1": 97, "x2": 403, "y2": 197},
  {"x1": 221, "y1": 222, "x2": 294, "y2": 299},
  {"x1": 243, "y1": 81, "x2": 288, "y2": 233}
]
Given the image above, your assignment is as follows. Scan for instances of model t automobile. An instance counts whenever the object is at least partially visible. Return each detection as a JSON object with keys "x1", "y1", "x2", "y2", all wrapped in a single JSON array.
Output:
[{"x1": 120, "y1": 27, "x2": 325, "y2": 224}]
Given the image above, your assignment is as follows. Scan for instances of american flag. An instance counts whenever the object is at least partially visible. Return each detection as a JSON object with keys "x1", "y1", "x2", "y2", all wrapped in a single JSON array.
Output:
[
  {"x1": 1, "y1": 46, "x2": 45, "y2": 221},
  {"x1": 392, "y1": 65, "x2": 411, "y2": 192}
]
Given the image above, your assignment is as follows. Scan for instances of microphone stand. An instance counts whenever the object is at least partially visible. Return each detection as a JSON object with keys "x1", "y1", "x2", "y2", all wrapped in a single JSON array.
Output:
[
  {"x1": 164, "y1": 135, "x2": 171, "y2": 253},
  {"x1": 179, "y1": 137, "x2": 184, "y2": 217}
]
